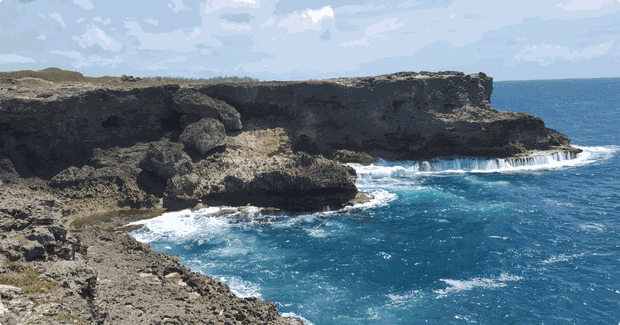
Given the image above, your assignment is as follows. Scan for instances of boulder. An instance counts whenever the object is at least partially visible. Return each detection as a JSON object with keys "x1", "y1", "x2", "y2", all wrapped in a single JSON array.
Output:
[
  {"x1": 331, "y1": 149, "x2": 378, "y2": 166},
  {"x1": 140, "y1": 141, "x2": 193, "y2": 180},
  {"x1": 27, "y1": 227, "x2": 56, "y2": 247},
  {"x1": 179, "y1": 118, "x2": 227, "y2": 156},
  {"x1": 172, "y1": 89, "x2": 242, "y2": 131},
  {"x1": 165, "y1": 173, "x2": 202, "y2": 200},
  {"x1": 49, "y1": 165, "x2": 95, "y2": 187},
  {"x1": 120, "y1": 74, "x2": 137, "y2": 82},
  {"x1": 22, "y1": 240, "x2": 46, "y2": 261},
  {"x1": 0, "y1": 158, "x2": 18, "y2": 175}
]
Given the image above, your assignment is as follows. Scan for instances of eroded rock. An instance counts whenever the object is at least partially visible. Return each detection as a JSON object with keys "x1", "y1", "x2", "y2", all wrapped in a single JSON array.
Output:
[
  {"x1": 140, "y1": 141, "x2": 194, "y2": 180},
  {"x1": 179, "y1": 118, "x2": 227, "y2": 156},
  {"x1": 172, "y1": 88, "x2": 243, "y2": 131}
]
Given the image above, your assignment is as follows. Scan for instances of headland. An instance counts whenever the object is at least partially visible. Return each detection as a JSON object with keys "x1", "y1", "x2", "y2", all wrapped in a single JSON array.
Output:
[{"x1": 0, "y1": 68, "x2": 580, "y2": 324}]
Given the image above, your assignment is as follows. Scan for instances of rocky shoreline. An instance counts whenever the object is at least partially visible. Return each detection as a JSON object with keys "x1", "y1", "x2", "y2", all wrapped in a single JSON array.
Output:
[{"x1": 0, "y1": 71, "x2": 580, "y2": 324}]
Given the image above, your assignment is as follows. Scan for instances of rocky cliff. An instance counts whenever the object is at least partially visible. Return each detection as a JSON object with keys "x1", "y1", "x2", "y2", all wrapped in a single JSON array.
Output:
[
  {"x1": 0, "y1": 71, "x2": 581, "y2": 324},
  {"x1": 197, "y1": 71, "x2": 579, "y2": 160}
]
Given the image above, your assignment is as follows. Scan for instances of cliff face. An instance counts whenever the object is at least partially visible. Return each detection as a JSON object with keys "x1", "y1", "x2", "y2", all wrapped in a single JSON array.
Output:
[
  {"x1": 0, "y1": 71, "x2": 578, "y2": 181},
  {"x1": 197, "y1": 71, "x2": 578, "y2": 160},
  {"x1": 0, "y1": 71, "x2": 581, "y2": 324}
]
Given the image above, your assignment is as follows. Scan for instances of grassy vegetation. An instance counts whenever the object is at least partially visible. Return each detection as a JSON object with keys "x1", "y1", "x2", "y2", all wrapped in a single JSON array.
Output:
[
  {"x1": 0, "y1": 67, "x2": 263, "y2": 84},
  {"x1": 0, "y1": 263, "x2": 59, "y2": 294},
  {"x1": 51, "y1": 313, "x2": 87, "y2": 324},
  {"x1": 141, "y1": 75, "x2": 262, "y2": 84}
]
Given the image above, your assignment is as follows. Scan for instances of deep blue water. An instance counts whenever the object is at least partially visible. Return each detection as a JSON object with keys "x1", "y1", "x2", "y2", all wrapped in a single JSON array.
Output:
[{"x1": 129, "y1": 78, "x2": 620, "y2": 324}]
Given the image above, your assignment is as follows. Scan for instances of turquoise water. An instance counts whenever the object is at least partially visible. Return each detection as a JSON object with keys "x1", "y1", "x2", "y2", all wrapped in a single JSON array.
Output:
[{"x1": 129, "y1": 78, "x2": 620, "y2": 324}]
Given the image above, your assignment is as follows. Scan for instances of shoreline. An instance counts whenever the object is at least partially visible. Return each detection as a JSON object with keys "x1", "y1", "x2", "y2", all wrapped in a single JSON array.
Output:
[{"x1": 1, "y1": 70, "x2": 582, "y2": 324}]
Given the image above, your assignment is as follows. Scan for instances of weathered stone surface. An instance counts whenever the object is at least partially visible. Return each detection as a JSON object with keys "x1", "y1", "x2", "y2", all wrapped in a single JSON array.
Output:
[
  {"x1": 49, "y1": 165, "x2": 95, "y2": 187},
  {"x1": 198, "y1": 71, "x2": 580, "y2": 160},
  {"x1": 0, "y1": 70, "x2": 582, "y2": 325},
  {"x1": 21, "y1": 240, "x2": 46, "y2": 261},
  {"x1": 27, "y1": 227, "x2": 56, "y2": 247},
  {"x1": 0, "y1": 179, "x2": 304, "y2": 325},
  {"x1": 0, "y1": 157, "x2": 18, "y2": 175},
  {"x1": 179, "y1": 118, "x2": 227, "y2": 156},
  {"x1": 165, "y1": 173, "x2": 202, "y2": 201},
  {"x1": 172, "y1": 88, "x2": 243, "y2": 131},
  {"x1": 332, "y1": 149, "x2": 378, "y2": 166},
  {"x1": 140, "y1": 141, "x2": 194, "y2": 180}
]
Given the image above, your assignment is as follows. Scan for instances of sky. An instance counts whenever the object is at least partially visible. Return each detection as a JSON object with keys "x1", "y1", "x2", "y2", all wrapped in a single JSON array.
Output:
[{"x1": 0, "y1": 0, "x2": 619, "y2": 81}]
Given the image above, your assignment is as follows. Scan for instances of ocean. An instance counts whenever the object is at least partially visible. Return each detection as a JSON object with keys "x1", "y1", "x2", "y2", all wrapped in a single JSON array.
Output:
[{"x1": 128, "y1": 78, "x2": 620, "y2": 324}]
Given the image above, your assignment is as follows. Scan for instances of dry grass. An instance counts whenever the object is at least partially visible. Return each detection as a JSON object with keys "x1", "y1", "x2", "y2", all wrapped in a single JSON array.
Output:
[
  {"x1": 0, "y1": 67, "x2": 263, "y2": 85},
  {"x1": 51, "y1": 313, "x2": 87, "y2": 324},
  {"x1": 0, "y1": 264, "x2": 59, "y2": 294}
]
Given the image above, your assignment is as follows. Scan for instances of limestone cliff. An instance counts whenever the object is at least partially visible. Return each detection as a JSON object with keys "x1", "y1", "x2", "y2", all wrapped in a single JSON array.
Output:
[
  {"x1": 196, "y1": 71, "x2": 579, "y2": 160},
  {"x1": 0, "y1": 71, "x2": 581, "y2": 215}
]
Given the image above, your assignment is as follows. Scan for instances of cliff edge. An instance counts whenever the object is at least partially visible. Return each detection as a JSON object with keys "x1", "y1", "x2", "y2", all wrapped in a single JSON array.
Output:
[{"x1": 0, "y1": 70, "x2": 581, "y2": 324}]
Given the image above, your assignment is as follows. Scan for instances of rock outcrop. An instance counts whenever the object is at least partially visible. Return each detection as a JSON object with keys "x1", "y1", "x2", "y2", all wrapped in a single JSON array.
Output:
[
  {"x1": 179, "y1": 117, "x2": 227, "y2": 155},
  {"x1": 197, "y1": 71, "x2": 580, "y2": 160},
  {"x1": 0, "y1": 70, "x2": 582, "y2": 324}
]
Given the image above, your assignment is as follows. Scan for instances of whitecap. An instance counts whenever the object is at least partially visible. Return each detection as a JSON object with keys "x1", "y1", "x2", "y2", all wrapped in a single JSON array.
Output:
[
  {"x1": 280, "y1": 312, "x2": 315, "y2": 325},
  {"x1": 216, "y1": 275, "x2": 263, "y2": 300},
  {"x1": 541, "y1": 253, "x2": 585, "y2": 265},
  {"x1": 434, "y1": 273, "x2": 522, "y2": 297},
  {"x1": 126, "y1": 207, "x2": 231, "y2": 244},
  {"x1": 349, "y1": 146, "x2": 617, "y2": 179},
  {"x1": 579, "y1": 223, "x2": 604, "y2": 231},
  {"x1": 386, "y1": 290, "x2": 422, "y2": 306}
]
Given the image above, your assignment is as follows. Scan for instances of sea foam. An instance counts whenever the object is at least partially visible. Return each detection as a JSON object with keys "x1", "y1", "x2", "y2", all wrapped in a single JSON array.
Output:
[{"x1": 349, "y1": 146, "x2": 617, "y2": 180}]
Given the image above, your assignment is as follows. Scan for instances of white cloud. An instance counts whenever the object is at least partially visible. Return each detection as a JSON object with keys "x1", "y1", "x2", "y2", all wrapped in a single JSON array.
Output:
[
  {"x1": 50, "y1": 50, "x2": 123, "y2": 68},
  {"x1": 73, "y1": 0, "x2": 94, "y2": 10},
  {"x1": 260, "y1": 17, "x2": 275, "y2": 28},
  {"x1": 49, "y1": 13, "x2": 66, "y2": 28},
  {"x1": 144, "y1": 18, "x2": 159, "y2": 26},
  {"x1": 307, "y1": 6, "x2": 334, "y2": 24},
  {"x1": 144, "y1": 56, "x2": 189, "y2": 70},
  {"x1": 93, "y1": 16, "x2": 112, "y2": 25},
  {"x1": 185, "y1": 28, "x2": 201, "y2": 40},
  {"x1": 77, "y1": 18, "x2": 85, "y2": 23},
  {"x1": 220, "y1": 23, "x2": 252, "y2": 31},
  {"x1": 37, "y1": 34, "x2": 46, "y2": 40},
  {"x1": 124, "y1": 20, "x2": 220, "y2": 52},
  {"x1": 168, "y1": 0, "x2": 188, "y2": 13},
  {"x1": 202, "y1": 0, "x2": 262, "y2": 15},
  {"x1": 279, "y1": 6, "x2": 335, "y2": 33},
  {"x1": 73, "y1": 24, "x2": 123, "y2": 52},
  {"x1": 555, "y1": 0, "x2": 617, "y2": 10},
  {"x1": 339, "y1": 18, "x2": 405, "y2": 47},
  {"x1": 513, "y1": 40, "x2": 615, "y2": 65},
  {"x1": 334, "y1": 3, "x2": 386, "y2": 15},
  {"x1": 0, "y1": 53, "x2": 35, "y2": 63},
  {"x1": 398, "y1": 0, "x2": 426, "y2": 8}
]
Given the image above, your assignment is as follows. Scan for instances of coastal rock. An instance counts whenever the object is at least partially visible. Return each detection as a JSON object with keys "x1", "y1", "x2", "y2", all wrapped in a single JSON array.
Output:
[
  {"x1": 332, "y1": 149, "x2": 378, "y2": 166},
  {"x1": 172, "y1": 88, "x2": 243, "y2": 131},
  {"x1": 140, "y1": 141, "x2": 194, "y2": 180},
  {"x1": 164, "y1": 172, "x2": 202, "y2": 201},
  {"x1": 27, "y1": 226, "x2": 56, "y2": 247},
  {"x1": 121, "y1": 74, "x2": 139, "y2": 82},
  {"x1": 198, "y1": 71, "x2": 579, "y2": 160},
  {"x1": 194, "y1": 150, "x2": 358, "y2": 211},
  {"x1": 179, "y1": 118, "x2": 227, "y2": 156},
  {"x1": 0, "y1": 157, "x2": 18, "y2": 175},
  {"x1": 49, "y1": 165, "x2": 95, "y2": 187},
  {"x1": 21, "y1": 240, "x2": 46, "y2": 261}
]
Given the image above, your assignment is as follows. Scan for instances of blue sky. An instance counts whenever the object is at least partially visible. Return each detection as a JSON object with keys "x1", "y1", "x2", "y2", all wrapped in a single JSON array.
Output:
[{"x1": 1, "y1": 0, "x2": 619, "y2": 81}]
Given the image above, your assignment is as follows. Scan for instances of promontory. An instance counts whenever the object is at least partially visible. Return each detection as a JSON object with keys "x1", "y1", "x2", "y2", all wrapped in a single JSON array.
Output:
[{"x1": 0, "y1": 69, "x2": 580, "y2": 324}]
